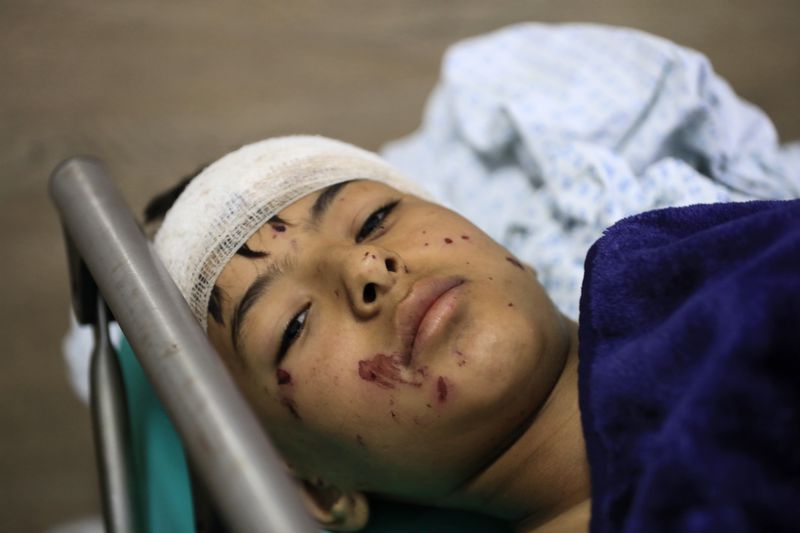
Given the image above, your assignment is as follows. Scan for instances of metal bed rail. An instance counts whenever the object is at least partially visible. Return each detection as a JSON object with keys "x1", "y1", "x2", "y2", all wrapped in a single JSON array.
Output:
[{"x1": 50, "y1": 157, "x2": 316, "y2": 533}]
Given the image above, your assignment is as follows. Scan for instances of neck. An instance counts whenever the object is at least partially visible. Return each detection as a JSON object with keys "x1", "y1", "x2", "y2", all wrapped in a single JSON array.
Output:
[{"x1": 443, "y1": 318, "x2": 590, "y2": 530}]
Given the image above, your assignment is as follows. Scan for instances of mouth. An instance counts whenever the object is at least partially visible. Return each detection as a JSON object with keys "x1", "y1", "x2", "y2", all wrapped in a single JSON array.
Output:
[{"x1": 395, "y1": 276, "x2": 465, "y2": 366}]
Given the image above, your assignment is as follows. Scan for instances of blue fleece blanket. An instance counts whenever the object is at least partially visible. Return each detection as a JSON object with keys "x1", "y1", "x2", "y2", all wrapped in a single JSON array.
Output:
[{"x1": 578, "y1": 199, "x2": 800, "y2": 532}]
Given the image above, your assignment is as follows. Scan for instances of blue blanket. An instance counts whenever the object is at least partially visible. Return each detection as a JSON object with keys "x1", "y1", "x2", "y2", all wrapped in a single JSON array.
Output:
[{"x1": 578, "y1": 199, "x2": 800, "y2": 532}]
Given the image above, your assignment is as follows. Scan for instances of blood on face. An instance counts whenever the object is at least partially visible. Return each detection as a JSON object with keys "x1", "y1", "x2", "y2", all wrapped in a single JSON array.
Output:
[{"x1": 358, "y1": 353, "x2": 422, "y2": 389}]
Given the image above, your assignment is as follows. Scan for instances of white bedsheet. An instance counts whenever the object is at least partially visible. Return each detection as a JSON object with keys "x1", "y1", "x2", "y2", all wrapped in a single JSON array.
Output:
[{"x1": 382, "y1": 23, "x2": 799, "y2": 319}]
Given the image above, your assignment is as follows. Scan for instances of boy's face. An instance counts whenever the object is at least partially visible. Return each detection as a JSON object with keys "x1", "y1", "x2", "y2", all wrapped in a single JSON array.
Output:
[{"x1": 207, "y1": 180, "x2": 568, "y2": 501}]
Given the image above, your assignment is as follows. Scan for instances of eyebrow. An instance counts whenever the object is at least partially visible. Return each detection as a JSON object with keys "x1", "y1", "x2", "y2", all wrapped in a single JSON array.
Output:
[
  {"x1": 310, "y1": 181, "x2": 351, "y2": 226},
  {"x1": 230, "y1": 259, "x2": 287, "y2": 355},
  {"x1": 229, "y1": 182, "x2": 351, "y2": 355}
]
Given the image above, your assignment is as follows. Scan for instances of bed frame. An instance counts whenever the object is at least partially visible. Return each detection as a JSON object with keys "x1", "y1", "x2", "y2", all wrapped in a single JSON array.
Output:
[{"x1": 49, "y1": 157, "x2": 316, "y2": 533}]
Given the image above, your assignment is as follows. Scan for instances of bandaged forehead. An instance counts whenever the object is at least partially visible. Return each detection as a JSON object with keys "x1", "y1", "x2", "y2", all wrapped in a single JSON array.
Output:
[{"x1": 154, "y1": 135, "x2": 428, "y2": 330}]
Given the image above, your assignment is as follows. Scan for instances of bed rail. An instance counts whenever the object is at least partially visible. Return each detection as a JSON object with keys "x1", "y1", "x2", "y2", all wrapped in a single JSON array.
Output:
[{"x1": 50, "y1": 157, "x2": 316, "y2": 533}]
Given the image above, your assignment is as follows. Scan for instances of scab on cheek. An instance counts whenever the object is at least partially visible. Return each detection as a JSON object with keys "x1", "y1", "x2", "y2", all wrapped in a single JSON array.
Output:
[
  {"x1": 281, "y1": 397, "x2": 301, "y2": 420},
  {"x1": 357, "y1": 353, "x2": 422, "y2": 389},
  {"x1": 275, "y1": 369, "x2": 300, "y2": 419},
  {"x1": 276, "y1": 368, "x2": 292, "y2": 385},
  {"x1": 437, "y1": 376, "x2": 449, "y2": 404}
]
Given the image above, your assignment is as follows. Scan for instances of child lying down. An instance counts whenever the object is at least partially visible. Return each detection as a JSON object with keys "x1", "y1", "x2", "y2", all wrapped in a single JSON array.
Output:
[
  {"x1": 150, "y1": 135, "x2": 800, "y2": 533},
  {"x1": 61, "y1": 22, "x2": 799, "y2": 532}
]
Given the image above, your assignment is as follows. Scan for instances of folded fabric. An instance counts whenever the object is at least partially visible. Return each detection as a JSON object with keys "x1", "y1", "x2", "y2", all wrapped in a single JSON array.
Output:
[
  {"x1": 383, "y1": 23, "x2": 800, "y2": 320},
  {"x1": 579, "y1": 199, "x2": 800, "y2": 532}
]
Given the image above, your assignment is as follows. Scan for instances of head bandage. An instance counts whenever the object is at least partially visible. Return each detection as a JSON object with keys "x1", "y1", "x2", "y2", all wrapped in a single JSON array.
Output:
[{"x1": 154, "y1": 135, "x2": 429, "y2": 331}]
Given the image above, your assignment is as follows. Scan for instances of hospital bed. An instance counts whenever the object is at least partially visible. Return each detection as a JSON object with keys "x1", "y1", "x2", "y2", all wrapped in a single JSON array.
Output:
[
  {"x1": 48, "y1": 22, "x2": 800, "y2": 531},
  {"x1": 50, "y1": 157, "x2": 317, "y2": 532},
  {"x1": 50, "y1": 157, "x2": 510, "y2": 532}
]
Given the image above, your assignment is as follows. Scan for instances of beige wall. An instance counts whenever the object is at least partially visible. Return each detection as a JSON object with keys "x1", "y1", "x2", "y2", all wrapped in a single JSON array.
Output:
[{"x1": 1, "y1": 2, "x2": 798, "y2": 530}]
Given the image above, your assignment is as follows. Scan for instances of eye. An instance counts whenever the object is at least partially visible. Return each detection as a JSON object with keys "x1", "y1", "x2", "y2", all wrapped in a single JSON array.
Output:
[
  {"x1": 356, "y1": 200, "x2": 400, "y2": 243},
  {"x1": 276, "y1": 304, "x2": 309, "y2": 362}
]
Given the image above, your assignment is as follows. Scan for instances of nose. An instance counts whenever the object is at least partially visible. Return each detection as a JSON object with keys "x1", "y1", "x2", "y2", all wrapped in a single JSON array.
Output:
[{"x1": 342, "y1": 246, "x2": 402, "y2": 318}]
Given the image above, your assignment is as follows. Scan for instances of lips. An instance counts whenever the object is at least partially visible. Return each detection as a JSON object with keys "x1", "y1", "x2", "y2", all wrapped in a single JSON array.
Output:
[{"x1": 395, "y1": 276, "x2": 465, "y2": 365}]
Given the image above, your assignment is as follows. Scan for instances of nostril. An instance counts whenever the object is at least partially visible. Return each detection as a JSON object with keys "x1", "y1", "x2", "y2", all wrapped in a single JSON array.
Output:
[
  {"x1": 363, "y1": 283, "x2": 377, "y2": 303},
  {"x1": 385, "y1": 258, "x2": 396, "y2": 272}
]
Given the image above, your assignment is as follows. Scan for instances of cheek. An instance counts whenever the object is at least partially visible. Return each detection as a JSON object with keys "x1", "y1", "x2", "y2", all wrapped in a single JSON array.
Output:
[
  {"x1": 291, "y1": 347, "x2": 441, "y2": 444},
  {"x1": 452, "y1": 315, "x2": 533, "y2": 400},
  {"x1": 285, "y1": 333, "x2": 371, "y2": 419},
  {"x1": 445, "y1": 275, "x2": 559, "y2": 409}
]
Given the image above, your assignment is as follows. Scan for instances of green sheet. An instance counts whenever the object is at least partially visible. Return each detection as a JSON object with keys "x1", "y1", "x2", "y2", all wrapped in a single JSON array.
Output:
[{"x1": 118, "y1": 338, "x2": 194, "y2": 532}]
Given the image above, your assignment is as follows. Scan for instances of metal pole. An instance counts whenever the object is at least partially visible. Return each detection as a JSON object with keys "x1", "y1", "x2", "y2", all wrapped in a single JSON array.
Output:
[
  {"x1": 50, "y1": 157, "x2": 316, "y2": 533},
  {"x1": 90, "y1": 294, "x2": 137, "y2": 533}
]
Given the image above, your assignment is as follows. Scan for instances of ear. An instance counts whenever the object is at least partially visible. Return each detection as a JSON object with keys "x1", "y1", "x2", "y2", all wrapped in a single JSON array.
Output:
[{"x1": 299, "y1": 478, "x2": 369, "y2": 531}]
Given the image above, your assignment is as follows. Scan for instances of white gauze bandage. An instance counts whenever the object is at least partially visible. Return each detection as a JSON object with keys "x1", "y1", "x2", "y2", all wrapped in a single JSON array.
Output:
[{"x1": 154, "y1": 135, "x2": 429, "y2": 331}]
